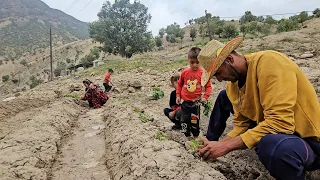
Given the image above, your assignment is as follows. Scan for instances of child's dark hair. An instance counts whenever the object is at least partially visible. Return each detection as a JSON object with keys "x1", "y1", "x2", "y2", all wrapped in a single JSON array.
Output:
[
  {"x1": 170, "y1": 74, "x2": 180, "y2": 86},
  {"x1": 188, "y1": 47, "x2": 201, "y2": 59},
  {"x1": 108, "y1": 69, "x2": 114, "y2": 73},
  {"x1": 83, "y1": 79, "x2": 92, "y2": 85}
]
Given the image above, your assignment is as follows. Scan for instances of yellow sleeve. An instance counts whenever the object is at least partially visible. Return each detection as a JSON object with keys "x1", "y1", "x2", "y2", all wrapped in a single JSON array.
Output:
[{"x1": 240, "y1": 52, "x2": 297, "y2": 149}]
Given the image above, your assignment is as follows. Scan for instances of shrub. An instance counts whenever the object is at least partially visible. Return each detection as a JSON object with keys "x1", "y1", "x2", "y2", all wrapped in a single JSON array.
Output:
[
  {"x1": 66, "y1": 58, "x2": 71, "y2": 63},
  {"x1": 277, "y1": 19, "x2": 300, "y2": 32},
  {"x1": 190, "y1": 27, "x2": 197, "y2": 41},
  {"x1": 155, "y1": 36, "x2": 163, "y2": 47},
  {"x1": 20, "y1": 59, "x2": 28, "y2": 66},
  {"x1": 222, "y1": 24, "x2": 239, "y2": 38},
  {"x1": 29, "y1": 76, "x2": 43, "y2": 89},
  {"x1": 2, "y1": 75, "x2": 9, "y2": 82}
]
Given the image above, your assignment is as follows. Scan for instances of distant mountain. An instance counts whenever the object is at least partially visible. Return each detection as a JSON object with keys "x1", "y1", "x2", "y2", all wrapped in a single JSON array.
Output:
[{"x1": 0, "y1": 0, "x2": 89, "y2": 58}]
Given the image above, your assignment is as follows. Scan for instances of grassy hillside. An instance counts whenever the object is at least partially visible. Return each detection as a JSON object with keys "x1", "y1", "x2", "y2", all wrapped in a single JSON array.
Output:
[{"x1": 0, "y1": 0, "x2": 89, "y2": 58}]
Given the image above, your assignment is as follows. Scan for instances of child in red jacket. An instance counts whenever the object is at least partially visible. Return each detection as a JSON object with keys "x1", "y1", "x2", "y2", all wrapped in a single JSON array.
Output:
[
  {"x1": 103, "y1": 69, "x2": 114, "y2": 92},
  {"x1": 176, "y1": 47, "x2": 212, "y2": 138}
]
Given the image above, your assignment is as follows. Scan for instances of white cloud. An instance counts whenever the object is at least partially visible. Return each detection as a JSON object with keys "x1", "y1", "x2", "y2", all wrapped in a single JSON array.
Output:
[{"x1": 42, "y1": 0, "x2": 319, "y2": 35}]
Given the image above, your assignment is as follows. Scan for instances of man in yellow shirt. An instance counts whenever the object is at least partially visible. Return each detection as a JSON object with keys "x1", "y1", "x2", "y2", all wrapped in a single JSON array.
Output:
[{"x1": 197, "y1": 37, "x2": 320, "y2": 179}]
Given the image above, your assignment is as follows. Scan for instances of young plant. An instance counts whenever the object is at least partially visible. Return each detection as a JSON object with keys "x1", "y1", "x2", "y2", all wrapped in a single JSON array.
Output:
[
  {"x1": 149, "y1": 88, "x2": 164, "y2": 100},
  {"x1": 64, "y1": 93, "x2": 80, "y2": 99},
  {"x1": 188, "y1": 138, "x2": 202, "y2": 155},
  {"x1": 202, "y1": 100, "x2": 213, "y2": 117},
  {"x1": 155, "y1": 131, "x2": 167, "y2": 141},
  {"x1": 139, "y1": 112, "x2": 149, "y2": 123}
]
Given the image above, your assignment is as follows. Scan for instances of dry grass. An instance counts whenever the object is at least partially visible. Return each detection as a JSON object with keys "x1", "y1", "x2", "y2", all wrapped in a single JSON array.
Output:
[{"x1": 77, "y1": 55, "x2": 188, "y2": 77}]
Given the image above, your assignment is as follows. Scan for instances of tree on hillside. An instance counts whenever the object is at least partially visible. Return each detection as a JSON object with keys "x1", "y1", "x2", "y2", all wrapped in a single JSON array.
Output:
[
  {"x1": 194, "y1": 16, "x2": 207, "y2": 24},
  {"x1": 199, "y1": 25, "x2": 206, "y2": 39},
  {"x1": 240, "y1": 11, "x2": 257, "y2": 24},
  {"x1": 159, "y1": 28, "x2": 165, "y2": 38},
  {"x1": 89, "y1": 0, "x2": 153, "y2": 58},
  {"x1": 256, "y1": 16, "x2": 265, "y2": 22},
  {"x1": 313, "y1": 8, "x2": 320, "y2": 18},
  {"x1": 247, "y1": 21, "x2": 258, "y2": 34},
  {"x1": 240, "y1": 24, "x2": 249, "y2": 37},
  {"x1": 155, "y1": 36, "x2": 163, "y2": 47},
  {"x1": 54, "y1": 62, "x2": 67, "y2": 77},
  {"x1": 165, "y1": 23, "x2": 184, "y2": 43},
  {"x1": 222, "y1": 24, "x2": 239, "y2": 39},
  {"x1": 90, "y1": 46, "x2": 100, "y2": 59},
  {"x1": 208, "y1": 17, "x2": 225, "y2": 38},
  {"x1": 297, "y1": 11, "x2": 309, "y2": 25},
  {"x1": 257, "y1": 23, "x2": 271, "y2": 35},
  {"x1": 264, "y1": 15, "x2": 277, "y2": 25},
  {"x1": 145, "y1": 33, "x2": 156, "y2": 52},
  {"x1": 277, "y1": 18, "x2": 300, "y2": 32},
  {"x1": 190, "y1": 27, "x2": 197, "y2": 41}
]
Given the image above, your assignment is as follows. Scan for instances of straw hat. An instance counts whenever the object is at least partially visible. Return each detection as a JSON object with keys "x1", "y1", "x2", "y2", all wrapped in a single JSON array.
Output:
[{"x1": 198, "y1": 37, "x2": 243, "y2": 86}]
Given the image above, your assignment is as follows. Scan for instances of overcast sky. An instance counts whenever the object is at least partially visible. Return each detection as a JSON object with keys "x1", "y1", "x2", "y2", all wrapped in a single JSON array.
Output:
[{"x1": 42, "y1": 0, "x2": 319, "y2": 35}]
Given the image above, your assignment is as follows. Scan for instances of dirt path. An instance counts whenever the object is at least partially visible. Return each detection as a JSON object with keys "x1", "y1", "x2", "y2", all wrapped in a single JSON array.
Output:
[
  {"x1": 0, "y1": 99, "x2": 82, "y2": 180},
  {"x1": 51, "y1": 108, "x2": 110, "y2": 180}
]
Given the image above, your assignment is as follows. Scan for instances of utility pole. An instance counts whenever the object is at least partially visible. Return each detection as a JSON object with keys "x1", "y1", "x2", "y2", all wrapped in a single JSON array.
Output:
[
  {"x1": 50, "y1": 26, "x2": 53, "y2": 81},
  {"x1": 205, "y1": 10, "x2": 212, "y2": 40}
]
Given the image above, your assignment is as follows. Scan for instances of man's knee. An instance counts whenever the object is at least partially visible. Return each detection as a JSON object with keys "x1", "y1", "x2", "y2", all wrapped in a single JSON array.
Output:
[
  {"x1": 257, "y1": 134, "x2": 314, "y2": 179},
  {"x1": 258, "y1": 134, "x2": 302, "y2": 164}
]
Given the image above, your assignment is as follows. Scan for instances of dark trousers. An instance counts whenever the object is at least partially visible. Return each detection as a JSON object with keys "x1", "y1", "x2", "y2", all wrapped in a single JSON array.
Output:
[
  {"x1": 257, "y1": 134, "x2": 320, "y2": 180},
  {"x1": 207, "y1": 90, "x2": 320, "y2": 179},
  {"x1": 103, "y1": 83, "x2": 112, "y2": 92},
  {"x1": 206, "y1": 90, "x2": 234, "y2": 141},
  {"x1": 180, "y1": 101, "x2": 200, "y2": 137},
  {"x1": 164, "y1": 108, "x2": 182, "y2": 127}
]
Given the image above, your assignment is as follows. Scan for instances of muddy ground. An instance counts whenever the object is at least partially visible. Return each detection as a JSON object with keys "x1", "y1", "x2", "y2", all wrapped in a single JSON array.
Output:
[
  {"x1": 0, "y1": 64, "x2": 319, "y2": 180},
  {"x1": 1, "y1": 19, "x2": 320, "y2": 180}
]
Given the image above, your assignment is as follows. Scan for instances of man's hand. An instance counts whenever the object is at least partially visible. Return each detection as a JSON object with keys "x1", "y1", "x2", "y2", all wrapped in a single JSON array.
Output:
[
  {"x1": 176, "y1": 97, "x2": 181, "y2": 104},
  {"x1": 198, "y1": 137, "x2": 230, "y2": 160}
]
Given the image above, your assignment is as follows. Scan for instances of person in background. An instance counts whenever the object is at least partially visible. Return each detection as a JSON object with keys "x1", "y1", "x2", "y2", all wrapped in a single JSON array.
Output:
[
  {"x1": 176, "y1": 47, "x2": 213, "y2": 139},
  {"x1": 81, "y1": 79, "x2": 108, "y2": 108},
  {"x1": 103, "y1": 69, "x2": 114, "y2": 93},
  {"x1": 164, "y1": 74, "x2": 182, "y2": 130}
]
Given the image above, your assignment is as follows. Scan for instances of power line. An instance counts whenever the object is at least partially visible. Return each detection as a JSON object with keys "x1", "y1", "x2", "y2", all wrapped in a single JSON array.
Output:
[
  {"x1": 65, "y1": 0, "x2": 82, "y2": 12},
  {"x1": 218, "y1": 10, "x2": 314, "y2": 19},
  {"x1": 75, "y1": 0, "x2": 94, "y2": 15},
  {"x1": 50, "y1": 26, "x2": 53, "y2": 81}
]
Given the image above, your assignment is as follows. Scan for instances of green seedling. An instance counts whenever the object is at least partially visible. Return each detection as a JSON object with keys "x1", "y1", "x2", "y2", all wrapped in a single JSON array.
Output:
[
  {"x1": 64, "y1": 93, "x2": 80, "y2": 99},
  {"x1": 188, "y1": 138, "x2": 202, "y2": 155},
  {"x1": 139, "y1": 112, "x2": 149, "y2": 123},
  {"x1": 149, "y1": 88, "x2": 164, "y2": 100},
  {"x1": 155, "y1": 131, "x2": 167, "y2": 141},
  {"x1": 202, "y1": 100, "x2": 213, "y2": 117}
]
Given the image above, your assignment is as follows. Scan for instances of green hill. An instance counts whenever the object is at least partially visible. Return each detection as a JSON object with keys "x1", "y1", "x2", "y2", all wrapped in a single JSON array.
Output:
[{"x1": 0, "y1": 0, "x2": 89, "y2": 58}]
